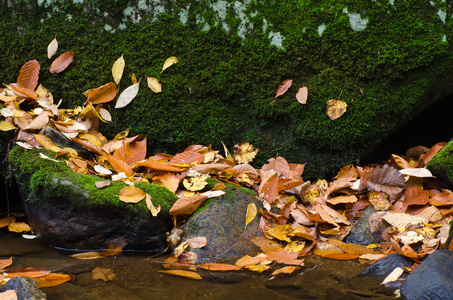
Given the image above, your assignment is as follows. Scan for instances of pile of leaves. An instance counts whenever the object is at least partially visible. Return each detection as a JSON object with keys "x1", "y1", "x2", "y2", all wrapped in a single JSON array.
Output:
[{"x1": 0, "y1": 38, "x2": 452, "y2": 285}]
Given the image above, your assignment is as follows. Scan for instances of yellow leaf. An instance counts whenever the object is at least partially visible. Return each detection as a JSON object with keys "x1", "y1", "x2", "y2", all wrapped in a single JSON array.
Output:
[
  {"x1": 245, "y1": 203, "x2": 257, "y2": 228},
  {"x1": 266, "y1": 225, "x2": 293, "y2": 243},
  {"x1": 0, "y1": 217, "x2": 15, "y2": 229},
  {"x1": 92, "y1": 267, "x2": 116, "y2": 281},
  {"x1": 8, "y1": 222, "x2": 31, "y2": 233},
  {"x1": 33, "y1": 134, "x2": 61, "y2": 152},
  {"x1": 233, "y1": 142, "x2": 258, "y2": 164},
  {"x1": 145, "y1": 193, "x2": 161, "y2": 216},
  {"x1": 34, "y1": 273, "x2": 72, "y2": 288},
  {"x1": 112, "y1": 55, "x2": 125, "y2": 85},
  {"x1": 118, "y1": 186, "x2": 146, "y2": 203},
  {"x1": 70, "y1": 251, "x2": 105, "y2": 260},
  {"x1": 381, "y1": 267, "x2": 404, "y2": 285},
  {"x1": 326, "y1": 99, "x2": 347, "y2": 120},
  {"x1": 158, "y1": 270, "x2": 202, "y2": 280},
  {"x1": 47, "y1": 35, "x2": 58, "y2": 59},
  {"x1": 285, "y1": 240, "x2": 306, "y2": 253},
  {"x1": 83, "y1": 82, "x2": 118, "y2": 105},
  {"x1": 78, "y1": 133, "x2": 103, "y2": 147},
  {"x1": 146, "y1": 76, "x2": 162, "y2": 93},
  {"x1": 0, "y1": 121, "x2": 16, "y2": 131},
  {"x1": 131, "y1": 73, "x2": 137, "y2": 84},
  {"x1": 183, "y1": 175, "x2": 209, "y2": 191},
  {"x1": 161, "y1": 56, "x2": 178, "y2": 73}
]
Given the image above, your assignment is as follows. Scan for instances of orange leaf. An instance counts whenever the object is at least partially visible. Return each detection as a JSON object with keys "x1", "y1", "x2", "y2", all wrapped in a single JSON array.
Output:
[
  {"x1": 198, "y1": 263, "x2": 241, "y2": 271},
  {"x1": 391, "y1": 154, "x2": 413, "y2": 169},
  {"x1": 72, "y1": 137, "x2": 102, "y2": 155},
  {"x1": 250, "y1": 237, "x2": 283, "y2": 253},
  {"x1": 104, "y1": 153, "x2": 134, "y2": 176},
  {"x1": 274, "y1": 79, "x2": 292, "y2": 98},
  {"x1": 402, "y1": 186, "x2": 429, "y2": 211},
  {"x1": 265, "y1": 250, "x2": 304, "y2": 266},
  {"x1": 271, "y1": 266, "x2": 299, "y2": 276},
  {"x1": 326, "y1": 195, "x2": 357, "y2": 205},
  {"x1": 50, "y1": 51, "x2": 74, "y2": 73},
  {"x1": 0, "y1": 257, "x2": 12, "y2": 270},
  {"x1": 10, "y1": 84, "x2": 38, "y2": 100},
  {"x1": 17, "y1": 60, "x2": 40, "y2": 90},
  {"x1": 83, "y1": 82, "x2": 119, "y2": 105},
  {"x1": 326, "y1": 99, "x2": 347, "y2": 120},
  {"x1": 235, "y1": 254, "x2": 270, "y2": 268},
  {"x1": 0, "y1": 217, "x2": 16, "y2": 229},
  {"x1": 186, "y1": 236, "x2": 208, "y2": 249},
  {"x1": 5, "y1": 268, "x2": 51, "y2": 278},
  {"x1": 421, "y1": 142, "x2": 446, "y2": 166},
  {"x1": 162, "y1": 257, "x2": 197, "y2": 271},
  {"x1": 262, "y1": 156, "x2": 290, "y2": 178},
  {"x1": 118, "y1": 186, "x2": 146, "y2": 203},
  {"x1": 169, "y1": 150, "x2": 204, "y2": 165},
  {"x1": 113, "y1": 138, "x2": 147, "y2": 165},
  {"x1": 259, "y1": 172, "x2": 279, "y2": 203},
  {"x1": 0, "y1": 290, "x2": 17, "y2": 300},
  {"x1": 296, "y1": 86, "x2": 308, "y2": 104},
  {"x1": 429, "y1": 191, "x2": 453, "y2": 206},
  {"x1": 159, "y1": 173, "x2": 181, "y2": 193},
  {"x1": 133, "y1": 160, "x2": 188, "y2": 172},
  {"x1": 8, "y1": 222, "x2": 31, "y2": 233},
  {"x1": 34, "y1": 273, "x2": 72, "y2": 288},
  {"x1": 158, "y1": 270, "x2": 202, "y2": 280},
  {"x1": 169, "y1": 195, "x2": 208, "y2": 216},
  {"x1": 278, "y1": 178, "x2": 304, "y2": 192}
]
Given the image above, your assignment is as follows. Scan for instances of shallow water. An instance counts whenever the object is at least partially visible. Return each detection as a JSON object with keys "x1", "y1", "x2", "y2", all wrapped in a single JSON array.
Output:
[{"x1": 0, "y1": 227, "x2": 398, "y2": 300}]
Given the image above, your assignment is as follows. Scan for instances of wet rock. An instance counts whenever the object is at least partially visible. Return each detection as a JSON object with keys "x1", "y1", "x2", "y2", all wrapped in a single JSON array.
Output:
[
  {"x1": 180, "y1": 189, "x2": 263, "y2": 264},
  {"x1": 359, "y1": 253, "x2": 413, "y2": 279},
  {"x1": 0, "y1": 276, "x2": 47, "y2": 300},
  {"x1": 42, "y1": 126, "x2": 92, "y2": 159},
  {"x1": 345, "y1": 206, "x2": 385, "y2": 245},
  {"x1": 8, "y1": 146, "x2": 177, "y2": 252},
  {"x1": 401, "y1": 250, "x2": 453, "y2": 300}
]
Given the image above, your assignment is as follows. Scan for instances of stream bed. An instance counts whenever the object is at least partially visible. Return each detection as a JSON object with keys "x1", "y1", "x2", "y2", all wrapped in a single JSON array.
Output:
[{"x1": 1, "y1": 226, "x2": 398, "y2": 300}]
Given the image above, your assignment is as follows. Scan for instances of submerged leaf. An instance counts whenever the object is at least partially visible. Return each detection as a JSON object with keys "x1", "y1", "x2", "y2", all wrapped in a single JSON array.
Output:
[
  {"x1": 158, "y1": 270, "x2": 202, "y2": 280},
  {"x1": 92, "y1": 267, "x2": 115, "y2": 281}
]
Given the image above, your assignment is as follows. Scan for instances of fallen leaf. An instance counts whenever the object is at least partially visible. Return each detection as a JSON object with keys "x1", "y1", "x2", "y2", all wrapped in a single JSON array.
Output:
[
  {"x1": 95, "y1": 181, "x2": 111, "y2": 189},
  {"x1": 17, "y1": 60, "x2": 40, "y2": 90},
  {"x1": 161, "y1": 56, "x2": 178, "y2": 72},
  {"x1": 368, "y1": 191, "x2": 391, "y2": 211},
  {"x1": 235, "y1": 253, "x2": 271, "y2": 268},
  {"x1": 0, "y1": 121, "x2": 16, "y2": 131},
  {"x1": 274, "y1": 79, "x2": 292, "y2": 98},
  {"x1": 186, "y1": 236, "x2": 208, "y2": 249},
  {"x1": 0, "y1": 290, "x2": 17, "y2": 300},
  {"x1": 70, "y1": 251, "x2": 105, "y2": 260},
  {"x1": 381, "y1": 267, "x2": 404, "y2": 285},
  {"x1": 245, "y1": 203, "x2": 257, "y2": 228},
  {"x1": 50, "y1": 51, "x2": 74, "y2": 73},
  {"x1": 115, "y1": 81, "x2": 140, "y2": 109},
  {"x1": 8, "y1": 222, "x2": 31, "y2": 233},
  {"x1": 24, "y1": 113, "x2": 49, "y2": 131},
  {"x1": 47, "y1": 35, "x2": 58, "y2": 59},
  {"x1": 147, "y1": 76, "x2": 162, "y2": 93},
  {"x1": 200, "y1": 190, "x2": 226, "y2": 198},
  {"x1": 183, "y1": 175, "x2": 209, "y2": 191},
  {"x1": 429, "y1": 191, "x2": 453, "y2": 206},
  {"x1": 199, "y1": 263, "x2": 241, "y2": 271},
  {"x1": 0, "y1": 257, "x2": 13, "y2": 270},
  {"x1": 98, "y1": 107, "x2": 112, "y2": 122},
  {"x1": 112, "y1": 55, "x2": 125, "y2": 85},
  {"x1": 296, "y1": 86, "x2": 308, "y2": 104},
  {"x1": 399, "y1": 168, "x2": 433, "y2": 178},
  {"x1": 119, "y1": 186, "x2": 146, "y2": 203},
  {"x1": 34, "y1": 273, "x2": 72, "y2": 288},
  {"x1": 382, "y1": 212, "x2": 425, "y2": 228},
  {"x1": 270, "y1": 266, "x2": 299, "y2": 276},
  {"x1": 158, "y1": 270, "x2": 202, "y2": 280},
  {"x1": 169, "y1": 195, "x2": 208, "y2": 216},
  {"x1": 92, "y1": 267, "x2": 116, "y2": 281},
  {"x1": 83, "y1": 82, "x2": 119, "y2": 105},
  {"x1": 145, "y1": 193, "x2": 161, "y2": 216},
  {"x1": 326, "y1": 99, "x2": 347, "y2": 120}
]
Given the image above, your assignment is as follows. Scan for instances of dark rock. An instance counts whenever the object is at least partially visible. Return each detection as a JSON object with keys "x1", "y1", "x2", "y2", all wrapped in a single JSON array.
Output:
[
  {"x1": 401, "y1": 250, "x2": 453, "y2": 300},
  {"x1": 8, "y1": 146, "x2": 177, "y2": 252},
  {"x1": 0, "y1": 276, "x2": 47, "y2": 300},
  {"x1": 359, "y1": 253, "x2": 413, "y2": 279},
  {"x1": 180, "y1": 189, "x2": 263, "y2": 264},
  {"x1": 42, "y1": 126, "x2": 92, "y2": 159},
  {"x1": 345, "y1": 205, "x2": 385, "y2": 245}
]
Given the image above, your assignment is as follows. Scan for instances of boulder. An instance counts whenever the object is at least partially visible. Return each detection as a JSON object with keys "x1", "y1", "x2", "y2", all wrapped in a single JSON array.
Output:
[
  {"x1": 1, "y1": 1, "x2": 452, "y2": 179},
  {"x1": 401, "y1": 250, "x2": 453, "y2": 300},
  {"x1": 427, "y1": 140, "x2": 453, "y2": 189},
  {"x1": 345, "y1": 205, "x2": 385, "y2": 245},
  {"x1": 8, "y1": 146, "x2": 178, "y2": 252},
  {"x1": 0, "y1": 276, "x2": 47, "y2": 300},
  {"x1": 180, "y1": 188, "x2": 263, "y2": 264}
]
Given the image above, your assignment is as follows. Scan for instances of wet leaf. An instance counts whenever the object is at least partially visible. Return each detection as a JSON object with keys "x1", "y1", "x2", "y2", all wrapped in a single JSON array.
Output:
[
  {"x1": 47, "y1": 35, "x2": 58, "y2": 59},
  {"x1": 381, "y1": 267, "x2": 404, "y2": 285},
  {"x1": 161, "y1": 56, "x2": 178, "y2": 72},
  {"x1": 169, "y1": 195, "x2": 208, "y2": 216},
  {"x1": 145, "y1": 193, "x2": 161, "y2": 217},
  {"x1": 34, "y1": 273, "x2": 72, "y2": 288},
  {"x1": 50, "y1": 51, "x2": 74, "y2": 73},
  {"x1": 8, "y1": 222, "x2": 31, "y2": 233},
  {"x1": 265, "y1": 250, "x2": 304, "y2": 266},
  {"x1": 158, "y1": 270, "x2": 202, "y2": 280},
  {"x1": 274, "y1": 79, "x2": 292, "y2": 98},
  {"x1": 271, "y1": 266, "x2": 299, "y2": 277},
  {"x1": 112, "y1": 55, "x2": 125, "y2": 85},
  {"x1": 115, "y1": 81, "x2": 140, "y2": 108},
  {"x1": 119, "y1": 186, "x2": 146, "y2": 203},
  {"x1": 296, "y1": 86, "x2": 308, "y2": 104},
  {"x1": 17, "y1": 60, "x2": 40, "y2": 90},
  {"x1": 147, "y1": 76, "x2": 162, "y2": 93},
  {"x1": 0, "y1": 257, "x2": 13, "y2": 270},
  {"x1": 235, "y1": 254, "x2": 271, "y2": 268},
  {"x1": 70, "y1": 251, "x2": 105, "y2": 260},
  {"x1": 92, "y1": 267, "x2": 116, "y2": 281},
  {"x1": 199, "y1": 263, "x2": 241, "y2": 271},
  {"x1": 326, "y1": 99, "x2": 347, "y2": 120},
  {"x1": 83, "y1": 82, "x2": 118, "y2": 105},
  {"x1": 245, "y1": 203, "x2": 257, "y2": 228},
  {"x1": 186, "y1": 236, "x2": 208, "y2": 249}
]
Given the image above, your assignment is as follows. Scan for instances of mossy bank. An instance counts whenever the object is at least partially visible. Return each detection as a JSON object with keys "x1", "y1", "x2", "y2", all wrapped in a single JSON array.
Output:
[{"x1": 1, "y1": 0, "x2": 452, "y2": 179}]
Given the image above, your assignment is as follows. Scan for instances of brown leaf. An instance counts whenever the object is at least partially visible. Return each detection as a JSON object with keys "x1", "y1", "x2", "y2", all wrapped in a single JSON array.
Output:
[
  {"x1": 50, "y1": 51, "x2": 74, "y2": 73},
  {"x1": 262, "y1": 156, "x2": 290, "y2": 178},
  {"x1": 259, "y1": 172, "x2": 279, "y2": 203},
  {"x1": 326, "y1": 99, "x2": 347, "y2": 120},
  {"x1": 169, "y1": 150, "x2": 205, "y2": 166},
  {"x1": 92, "y1": 267, "x2": 115, "y2": 281},
  {"x1": 158, "y1": 270, "x2": 202, "y2": 280},
  {"x1": 265, "y1": 250, "x2": 304, "y2": 266},
  {"x1": 118, "y1": 186, "x2": 146, "y2": 203},
  {"x1": 24, "y1": 113, "x2": 49, "y2": 131},
  {"x1": 420, "y1": 142, "x2": 446, "y2": 166},
  {"x1": 275, "y1": 79, "x2": 292, "y2": 98},
  {"x1": 159, "y1": 173, "x2": 181, "y2": 193},
  {"x1": 113, "y1": 138, "x2": 147, "y2": 165},
  {"x1": 83, "y1": 82, "x2": 119, "y2": 105},
  {"x1": 0, "y1": 290, "x2": 17, "y2": 300},
  {"x1": 169, "y1": 195, "x2": 208, "y2": 216},
  {"x1": 17, "y1": 60, "x2": 40, "y2": 90},
  {"x1": 362, "y1": 164, "x2": 405, "y2": 196},
  {"x1": 190, "y1": 163, "x2": 230, "y2": 174},
  {"x1": 402, "y1": 186, "x2": 429, "y2": 211},
  {"x1": 296, "y1": 86, "x2": 308, "y2": 104},
  {"x1": 391, "y1": 154, "x2": 413, "y2": 169},
  {"x1": 9, "y1": 84, "x2": 38, "y2": 100},
  {"x1": 133, "y1": 160, "x2": 188, "y2": 172},
  {"x1": 186, "y1": 236, "x2": 208, "y2": 249},
  {"x1": 429, "y1": 191, "x2": 453, "y2": 206},
  {"x1": 104, "y1": 153, "x2": 134, "y2": 176},
  {"x1": 326, "y1": 195, "x2": 357, "y2": 205},
  {"x1": 198, "y1": 263, "x2": 241, "y2": 271}
]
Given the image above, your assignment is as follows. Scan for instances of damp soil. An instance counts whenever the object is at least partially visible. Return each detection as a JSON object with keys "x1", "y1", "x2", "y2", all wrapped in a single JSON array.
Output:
[{"x1": 1, "y1": 227, "x2": 398, "y2": 300}]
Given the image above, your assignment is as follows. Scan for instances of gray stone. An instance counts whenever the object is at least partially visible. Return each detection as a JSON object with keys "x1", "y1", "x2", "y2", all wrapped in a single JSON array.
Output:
[
  {"x1": 0, "y1": 277, "x2": 47, "y2": 300},
  {"x1": 345, "y1": 205, "x2": 385, "y2": 245},
  {"x1": 401, "y1": 250, "x2": 453, "y2": 300}
]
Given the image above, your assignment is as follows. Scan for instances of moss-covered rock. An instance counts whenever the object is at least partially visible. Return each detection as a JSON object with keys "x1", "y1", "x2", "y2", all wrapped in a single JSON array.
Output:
[
  {"x1": 8, "y1": 145, "x2": 178, "y2": 251},
  {"x1": 426, "y1": 141, "x2": 453, "y2": 189},
  {"x1": 1, "y1": 0, "x2": 452, "y2": 179}
]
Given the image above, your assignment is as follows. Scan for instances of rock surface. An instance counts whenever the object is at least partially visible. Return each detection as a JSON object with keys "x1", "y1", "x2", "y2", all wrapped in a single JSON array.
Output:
[
  {"x1": 1, "y1": 1, "x2": 452, "y2": 178},
  {"x1": 8, "y1": 146, "x2": 177, "y2": 251},
  {"x1": 401, "y1": 250, "x2": 453, "y2": 300},
  {"x1": 345, "y1": 205, "x2": 385, "y2": 245},
  {"x1": 180, "y1": 189, "x2": 263, "y2": 264},
  {"x1": 0, "y1": 276, "x2": 47, "y2": 300}
]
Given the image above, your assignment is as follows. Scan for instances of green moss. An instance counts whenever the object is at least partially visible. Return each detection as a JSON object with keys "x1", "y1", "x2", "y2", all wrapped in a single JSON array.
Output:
[
  {"x1": 1, "y1": 0, "x2": 452, "y2": 180},
  {"x1": 8, "y1": 146, "x2": 178, "y2": 214},
  {"x1": 426, "y1": 141, "x2": 453, "y2": 188}
]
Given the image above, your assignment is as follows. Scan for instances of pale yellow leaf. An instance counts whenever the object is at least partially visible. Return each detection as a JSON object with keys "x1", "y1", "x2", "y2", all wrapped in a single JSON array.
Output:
[
  {"x1": 399, "y1": 168, "x2": 433, "y2": 178},
  {"x1": 161, "y1": 56, "x2": 178, "y2": 73},
  {"x1": 24, "y1": 112, "x2": 49, "y2": 131},
  {"x1": 145, "y1": 193, "x2": 161, "y2": 216},
  {"x1": 112, "y1": 55, "x2": 125, "y2": 85},
  {"x1": 381, "y1": 267, "x2": 404, "y2": 285},
  {"x1": 186, "y1": 236, "x2": 208, "y2": 249},
  {"x1": 94, "y1": 165, "x2": 112, "y2": 175},
  {"x1": 147, "y1": 76, "x2": 162, "y2": 93},
  {"x1": 95, "y1": 181, "x2": 111, "y2": 189},
  {"x1": 0, "y1": 121, "x2": 16, "y2": 131},
  {"x1": 0, "y1": 290, "x2": 17, "y2": 300},
  {"x1": 382, "y1": 212, "x2": 425, "y2": 228},
  {"x1": 115, "y1": 81, "x2": 140, "y2": 108},
  {"x1": 98, "y1": 107, "x2": 112, "y2": 122},
  {"x1": 70, "y1": 251, "x2": 104, "y2": 260},
  {"x1": 47, "y1": 35, "x2": 58, "y2": 59}
]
